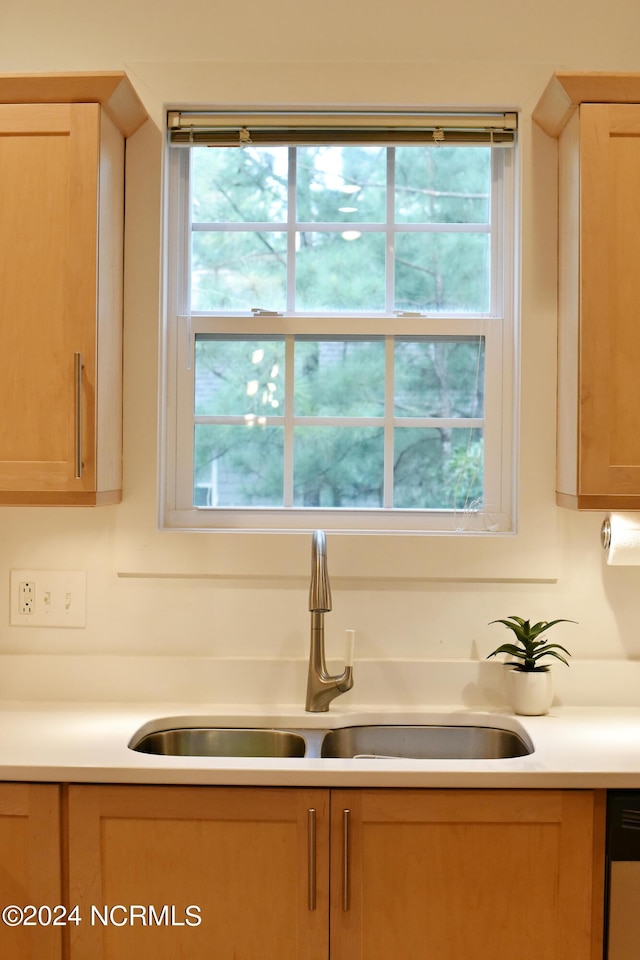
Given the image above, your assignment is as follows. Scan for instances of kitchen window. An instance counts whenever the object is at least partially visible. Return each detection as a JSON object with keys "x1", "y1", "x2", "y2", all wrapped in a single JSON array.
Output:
[{"x1": 160, "y1": 110, "x2": 518, "y2": 532}]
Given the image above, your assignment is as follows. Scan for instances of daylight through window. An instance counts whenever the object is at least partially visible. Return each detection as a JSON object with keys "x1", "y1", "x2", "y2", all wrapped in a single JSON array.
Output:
[{"x1": 162, "y1": 112, "x2": 517, "y2": 532}]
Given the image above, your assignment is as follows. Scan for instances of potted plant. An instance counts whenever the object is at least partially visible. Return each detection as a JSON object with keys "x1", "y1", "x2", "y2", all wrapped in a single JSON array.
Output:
[{"x1": 486, "y1": 616, "x2": 574, "y2": 715}]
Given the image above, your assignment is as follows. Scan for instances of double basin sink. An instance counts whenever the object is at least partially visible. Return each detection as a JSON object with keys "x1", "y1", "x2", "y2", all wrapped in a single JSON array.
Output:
[{"x1": 129, "y1": 720, "x2": 533, "y2": 761}]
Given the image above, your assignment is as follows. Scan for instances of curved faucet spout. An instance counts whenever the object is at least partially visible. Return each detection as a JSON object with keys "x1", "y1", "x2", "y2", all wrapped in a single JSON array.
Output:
[
  {"x1": 309, "y1": 530, "x2": 331, "y2": 613},
  {"x1": 306, "y1": 530, "x2": 354, "y2": 712},
  {"x1": 309, "y1": 529, "x2": 332, "y2": 613}
]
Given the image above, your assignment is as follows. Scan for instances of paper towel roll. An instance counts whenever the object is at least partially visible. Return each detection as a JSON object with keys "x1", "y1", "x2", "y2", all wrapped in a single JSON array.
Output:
[{"x1": 605, "y1": 513, "x2": 640, "y2": 565}]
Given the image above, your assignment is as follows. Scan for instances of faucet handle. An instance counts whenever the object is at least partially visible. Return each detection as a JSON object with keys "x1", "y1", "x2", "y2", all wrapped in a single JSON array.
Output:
[{"x1": 345, "y1": 629, "x2": 355, "y2": 667}]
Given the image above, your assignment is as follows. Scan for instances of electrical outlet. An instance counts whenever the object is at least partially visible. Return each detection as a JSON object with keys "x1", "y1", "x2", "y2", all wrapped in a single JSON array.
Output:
[
  {"x1": 10, "y1": 570, "x2": 86, "y2": 628},
  {"x1": 19, "y1": 580, "x2": 35, "y2": 615}
]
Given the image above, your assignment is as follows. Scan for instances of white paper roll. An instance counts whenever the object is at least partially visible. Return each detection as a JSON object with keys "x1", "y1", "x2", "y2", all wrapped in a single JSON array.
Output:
[{"x1": 606, "y1": 513, "x2": 640, "y2": 565}]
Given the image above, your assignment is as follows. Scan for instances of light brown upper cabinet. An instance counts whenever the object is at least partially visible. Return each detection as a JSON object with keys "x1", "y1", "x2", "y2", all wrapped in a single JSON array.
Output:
[
  {"x1": 535, "y1": 73, "x2": 640, "y2": 508},
  {"x1": 0, "y1": 74, "x2": 147, "y2": 505}
]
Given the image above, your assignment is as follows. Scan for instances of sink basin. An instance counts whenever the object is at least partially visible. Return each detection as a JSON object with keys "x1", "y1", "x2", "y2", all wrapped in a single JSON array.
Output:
[
  {"x1": 320, "y1": 724, "x2": 532, "y2": 760},
  {"x1": 129, "y1": 720, "x2": 533, "y2": 761},
  {"x1": 130, "y1": 727, "x2": 307, "y2": 758}
]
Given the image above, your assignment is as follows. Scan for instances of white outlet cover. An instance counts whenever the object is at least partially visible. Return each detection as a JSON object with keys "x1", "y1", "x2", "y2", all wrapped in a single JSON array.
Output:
[{"x1": 10, "y1": 570, "x2": 87, "y2": 628}]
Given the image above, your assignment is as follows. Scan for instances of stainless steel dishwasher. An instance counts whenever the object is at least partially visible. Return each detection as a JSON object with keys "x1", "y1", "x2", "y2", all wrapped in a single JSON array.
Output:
[{"x1": 606, "y1": 792, "x2": 640, "y2": 959}]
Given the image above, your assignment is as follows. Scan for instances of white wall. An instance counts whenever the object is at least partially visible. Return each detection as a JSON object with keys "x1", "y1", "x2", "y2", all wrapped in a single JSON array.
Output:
[{"x1": 1, "y1": 0, "x2": 639, "y2": 674}]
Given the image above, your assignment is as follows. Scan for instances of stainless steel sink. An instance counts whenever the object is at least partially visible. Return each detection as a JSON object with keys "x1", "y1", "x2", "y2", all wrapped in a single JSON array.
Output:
[
  {"x1": 129, "y1": 720, "x2": 533, "y2": 760},
  {"x1": 319, "y1": 724, "x2": 532, "y2": 760},
  {"x1": 130, "y1": 727, "x2": 307, "y2": 758}
]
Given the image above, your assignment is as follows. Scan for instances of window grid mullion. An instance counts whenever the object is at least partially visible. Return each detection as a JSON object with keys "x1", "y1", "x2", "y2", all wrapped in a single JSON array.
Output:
[
  {"x1": 193, "y1": 414, "x2": 485, "y2": 428},
  {"x1": 283, "y1": 334, "x2": 295, "y2": 506},
  {"x1": 383, "y1": 149, "x2": 395, "y2": 507},
  {"x1": 490, "y1": 148, "x2": 503, "y2": 317},
  {"x1": 286, "y1": 147, "x2": 297, "y2": 313},
  {"x1": 192, "y1": 220, "x2": 490, "y2": 234},
  {"x1": 384, "y1": 336, "x2": 395, "y2": 508},
  {"x1": 386, "y1": 149, "x2": 395, "y2": 312}
]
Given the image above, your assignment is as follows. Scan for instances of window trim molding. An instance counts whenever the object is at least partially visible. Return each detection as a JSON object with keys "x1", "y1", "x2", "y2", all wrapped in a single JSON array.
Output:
[{"x1": 159, "y1": 113, "x2": 518, "y2": 534}]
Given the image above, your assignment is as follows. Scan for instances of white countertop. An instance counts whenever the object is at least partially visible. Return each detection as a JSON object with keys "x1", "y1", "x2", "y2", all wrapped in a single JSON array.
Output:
[
  {"x1": 3, "y1": 700, "x2": 640, "y2": 789},
  {"x1": 0, "y1": 655, "x2": 638, "y2": 788}
]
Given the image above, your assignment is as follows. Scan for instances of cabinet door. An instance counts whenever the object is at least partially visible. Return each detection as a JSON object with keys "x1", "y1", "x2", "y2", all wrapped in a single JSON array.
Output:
[
  {"x1": 0, "y1": 102, "x2": 101, "y2": 503},
  {"x1": 0, "y1": 783, "x2": 62, "y2": 960},
  {"x1": 575, "y1": 104, "x2": 640, "y2": 506},
  {"x1": 330, "y1": 789, "x2": 604, "y2": 960},
  {"x1": 67, "y1": 784, "x2": 329, "y2": 960}
]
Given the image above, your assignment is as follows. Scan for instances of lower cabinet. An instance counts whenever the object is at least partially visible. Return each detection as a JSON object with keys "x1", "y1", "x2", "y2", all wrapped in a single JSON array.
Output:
[
  {"x1": 65, "y1": 785, "x2": 605, "y2": 960},
  {"x1": 331, "y1": 788, "x2": 604, "y2": 960},
  {"x1": 0, "y1": 783, "x2": 62, "y2": 960},
  {"x1": 67, "y1": 785, "x2": 330, "y2": 960},
  {"x1": 0, "y1": 783, "x2": 604, "y2": 959}
]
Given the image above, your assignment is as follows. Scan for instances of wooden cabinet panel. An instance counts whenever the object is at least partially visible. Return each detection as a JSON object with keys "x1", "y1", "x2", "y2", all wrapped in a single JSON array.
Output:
[
  {"x1": 330, "y1": 789, "x2": 604, "y2": 960},
  {"x1": 536, "y1": 74, "x2": 640, "y2": 508},
  {"x1": 67, "y1": 784, "x2": 329, "y2": 960},
  {"x1": 0, "y1": 783, "x2": 62, "y2": 960},
  {"x1": 0, "y1": 74, "x2": 146, "y2": 506},
  {"x1": 0, "y1": 103, "x2": 101, "y2": 502},
  {"x1": 576, "y1": 104, "x2": 640, "y2": 506}
]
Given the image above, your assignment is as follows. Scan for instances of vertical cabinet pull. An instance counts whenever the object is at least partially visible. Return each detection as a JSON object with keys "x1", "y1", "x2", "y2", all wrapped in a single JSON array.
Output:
[
  {"x1": 308, "y1": 808, "x2": 316, "y2": 911},
  {"x1": 342, "y1": 808, "x2": 351, "y2": 911},
  {"x1": 74, "y1": 352, "x2": 83, "y2": 479}
]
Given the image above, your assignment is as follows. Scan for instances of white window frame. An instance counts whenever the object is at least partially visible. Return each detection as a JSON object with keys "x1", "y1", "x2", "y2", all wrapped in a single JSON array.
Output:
[{"x1": 159, "y1": 113, "x2": 518, "y2": 534}]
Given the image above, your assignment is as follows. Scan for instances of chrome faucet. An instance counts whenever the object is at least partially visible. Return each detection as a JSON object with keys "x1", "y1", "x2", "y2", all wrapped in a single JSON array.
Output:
[{"x1": 305, "y1": 530, "x2": 354, "y2": 712}]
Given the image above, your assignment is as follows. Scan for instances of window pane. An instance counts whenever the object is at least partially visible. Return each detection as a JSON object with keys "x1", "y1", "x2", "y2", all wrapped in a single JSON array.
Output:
[
  {"x1": 192, "y1": 231, "x2": 287, "y2": 311},
  {"x1": 293, "y1": 427, "x2": 383, "y2": 507},
  {"x1": 296, "y1": 232, "x2": 386, "y2": 311},
  {"x1": 296, "y1": 146, "x2": 386, "y2": 222},
  {"x1": 295, "y1": 340, "x2": 385, "y2": 416},
  {"x1": 167, "y1": 132, "x2": 514, "y2": 529},
  {"x1": 394, "y1": 232, "x2": 490, "y2": 313},
  {"x1": 395, "y1": 147, "x2": 491, "y2": 224},
  {"x1": 394, "y1": 338, "x2": 484, "y2": 418},
  {"x1": 195, "y1": 338, "x2": 285, "y2": 416},
  {"x1": 194, "y1": 424, "x2": 284, "y2": 506},
  {"x1": 191, "y1": 146, "x2": 288, "y2": 223},
  {"x1": 393, "y1": 427, "x2": 484, "y2": 509}
]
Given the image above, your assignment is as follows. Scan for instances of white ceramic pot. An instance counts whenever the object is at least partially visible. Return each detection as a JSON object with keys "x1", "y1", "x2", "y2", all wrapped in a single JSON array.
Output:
[{"x1": 506, "y1": 667, "x2": 554, "y2": 716}]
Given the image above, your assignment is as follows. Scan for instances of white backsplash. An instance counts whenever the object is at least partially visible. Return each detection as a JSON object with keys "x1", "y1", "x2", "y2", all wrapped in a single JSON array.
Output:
[{"x1": 0, "y1": 655, "x2": 638, "y2": 709}]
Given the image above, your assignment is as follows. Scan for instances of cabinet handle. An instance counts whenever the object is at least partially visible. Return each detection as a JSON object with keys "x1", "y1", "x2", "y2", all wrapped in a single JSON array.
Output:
[
  {"x1": 342, "y1": 808, "x2": 351, "y2": 911},
  {"x1": 308, "y1": 808, "x2": 316, "y2": 911},
  {"x1": 74, "y1": 352, "x2": 83, "y2": 479}
]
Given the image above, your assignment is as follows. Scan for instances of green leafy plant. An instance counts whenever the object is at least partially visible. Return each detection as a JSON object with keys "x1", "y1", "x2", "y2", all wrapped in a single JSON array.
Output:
[{"x1": 487, "y1": 616, "x2": 574, "y2": 672}]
